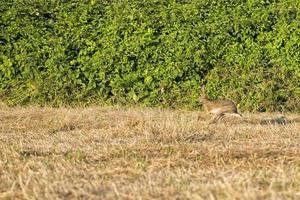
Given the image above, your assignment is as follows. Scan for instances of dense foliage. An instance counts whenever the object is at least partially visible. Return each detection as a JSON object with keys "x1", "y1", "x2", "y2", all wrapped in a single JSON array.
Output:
[{"x1": 1, "y1": 0, "x2": 299, "y2": 111}]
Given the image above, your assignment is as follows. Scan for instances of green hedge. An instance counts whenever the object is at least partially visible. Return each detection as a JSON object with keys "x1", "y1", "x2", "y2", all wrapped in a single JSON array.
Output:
[{"x1": 0, "y1": 0, "x2": 299, "y2": 111}]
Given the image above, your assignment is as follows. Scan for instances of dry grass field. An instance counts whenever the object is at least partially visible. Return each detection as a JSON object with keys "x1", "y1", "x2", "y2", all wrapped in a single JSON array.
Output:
[{"x1": 0, "y1": 104, "x2": 299, "y2": 200}]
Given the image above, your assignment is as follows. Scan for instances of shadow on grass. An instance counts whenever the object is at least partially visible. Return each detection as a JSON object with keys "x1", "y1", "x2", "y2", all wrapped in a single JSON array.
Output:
[
  {"x1": 259, "y1": 116, "x2": 300, "y2": 125},
  {"x1": 184, "y1": 132, "x2": 218, "y2": 143}
]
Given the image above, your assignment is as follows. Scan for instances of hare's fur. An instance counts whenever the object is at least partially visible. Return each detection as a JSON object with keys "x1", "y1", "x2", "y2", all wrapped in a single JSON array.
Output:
[{"x1": 199, "y1": 86, "x2": 242, "y2": 124}]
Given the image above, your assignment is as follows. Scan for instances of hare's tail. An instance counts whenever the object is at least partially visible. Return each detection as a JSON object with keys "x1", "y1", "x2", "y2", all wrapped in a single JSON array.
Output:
[
  {"x1": 231, "y1": 112, "x2": 242, "y2": 117},
  {"x1": 236, "y1": 112, "x2": 243, "y2": 117}
]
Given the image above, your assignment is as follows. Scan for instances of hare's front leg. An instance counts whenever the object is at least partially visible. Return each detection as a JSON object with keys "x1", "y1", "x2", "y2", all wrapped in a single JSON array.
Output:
[{"x1": 198, "y1": 112, "x2": 208, "y2": 121}]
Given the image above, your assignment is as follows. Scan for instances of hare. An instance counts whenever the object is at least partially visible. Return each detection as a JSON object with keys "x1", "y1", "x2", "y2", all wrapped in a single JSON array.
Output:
[{"x1": 199, "y1": 86, "x2": 242, "y2": 124}]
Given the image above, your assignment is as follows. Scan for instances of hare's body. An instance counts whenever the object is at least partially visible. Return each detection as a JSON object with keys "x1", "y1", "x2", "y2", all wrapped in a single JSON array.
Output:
[{"x1": 199, "y1": 86, "x2": 242, "y2": 124}]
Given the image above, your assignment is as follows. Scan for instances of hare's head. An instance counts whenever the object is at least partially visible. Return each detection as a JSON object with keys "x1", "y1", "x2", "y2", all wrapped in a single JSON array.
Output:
[{"x1": 199, "y1": 85, "x2": 207, "y2": 103}]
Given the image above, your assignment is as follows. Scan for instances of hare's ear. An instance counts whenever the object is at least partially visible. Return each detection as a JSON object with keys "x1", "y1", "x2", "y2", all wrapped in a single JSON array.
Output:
[
  {"x1": 200, "y1": 85, "x2": 206, "y2": 93},
  {"x1": 200, "y1": 85, "x2": 207, "y2": 99}
]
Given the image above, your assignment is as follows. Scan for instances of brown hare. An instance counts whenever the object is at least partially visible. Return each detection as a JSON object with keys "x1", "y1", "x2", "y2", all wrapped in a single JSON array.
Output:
[{"x1": 199, "y1": 86, "x2": 242, "y2": 124}]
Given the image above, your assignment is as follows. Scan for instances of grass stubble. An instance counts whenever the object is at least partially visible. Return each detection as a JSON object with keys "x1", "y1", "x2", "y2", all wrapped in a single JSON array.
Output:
[{"x1": 0, "y1": 104, "x2": 299, "y2": 199}]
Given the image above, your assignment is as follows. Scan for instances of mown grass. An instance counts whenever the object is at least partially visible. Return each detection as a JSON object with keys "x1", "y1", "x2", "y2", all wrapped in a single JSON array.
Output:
[{"x1": 0, "y1": 104, "x2": 299, "y2": 199}]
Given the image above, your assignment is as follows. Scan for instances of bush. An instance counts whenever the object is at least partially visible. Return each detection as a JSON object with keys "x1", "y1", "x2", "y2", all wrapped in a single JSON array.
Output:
[{"x1": 0, "y1": 0, "x2": 299, "y2": 111}]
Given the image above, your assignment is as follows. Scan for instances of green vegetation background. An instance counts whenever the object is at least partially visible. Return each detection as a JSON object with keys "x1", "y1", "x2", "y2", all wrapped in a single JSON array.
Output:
[{"x1": 1, "y1": 0, "x2": 299, "y2": 112}]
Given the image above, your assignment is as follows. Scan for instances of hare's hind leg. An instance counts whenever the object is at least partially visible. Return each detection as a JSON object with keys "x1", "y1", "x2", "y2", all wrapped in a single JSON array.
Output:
[{"x1": 209, "y1": 113, "x2": 225, "y2": 124}]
